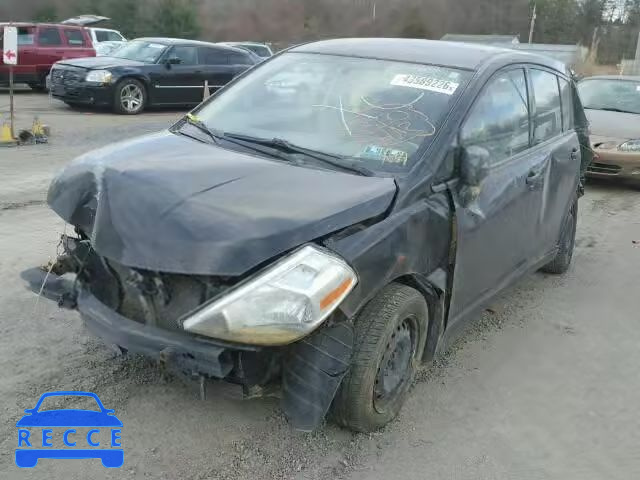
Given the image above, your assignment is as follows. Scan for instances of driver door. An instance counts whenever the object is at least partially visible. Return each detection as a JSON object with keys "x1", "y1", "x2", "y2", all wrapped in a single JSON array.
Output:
[
  {"x1": 153, "y1": 45, "x2": 201, "y2": 105},
  {"x1": 448, "y1": 67, "x2": 549, "y2": 326}
]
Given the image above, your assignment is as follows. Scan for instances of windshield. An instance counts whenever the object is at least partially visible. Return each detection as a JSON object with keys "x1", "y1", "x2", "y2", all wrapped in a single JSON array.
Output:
[
  {"x1": 112, "y1": 40, "x2": 167, "y2": 63},
  {"x1": 578, "y1": 78, "x2": 640, "y2": 114},
  {"x1": 195, "y1": 52, "x2": 471, "y2": 173}
]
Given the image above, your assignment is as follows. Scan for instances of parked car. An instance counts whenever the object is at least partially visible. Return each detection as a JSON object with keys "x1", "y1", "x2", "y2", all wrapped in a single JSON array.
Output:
[
  {"x1": 25, "y1": 39, "x2": 588, "y2": 433},
  {"x1": 95, "y1": 40, "x2": 125, "y2": 57},
  {"x1": 49, "y1": 38, "x2": 258, "y2": 114},
  {"x1": 61, "y1": 15, "x2": 127, "y2": 45},
  {"x1": 218, "y1": 41, "x2": 273, "y2": 59},
  {"x1": 0, "y1": 22, "x2": 95, "y2": 90},
  {"x1": 578, "y1": 75, "x2": 640, "y2": 183}
]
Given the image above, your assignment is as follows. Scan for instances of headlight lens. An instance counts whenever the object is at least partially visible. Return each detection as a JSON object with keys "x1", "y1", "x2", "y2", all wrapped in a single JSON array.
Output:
[
  {"x1": 618, "y1": 140, "x2": 640, "y2": 152},
  {"x1": 85, "y1": 70, "x2": 113, "y2": 84},
  {"x1": 182, "y1": 245, "x2": 357, "y2": 345}
]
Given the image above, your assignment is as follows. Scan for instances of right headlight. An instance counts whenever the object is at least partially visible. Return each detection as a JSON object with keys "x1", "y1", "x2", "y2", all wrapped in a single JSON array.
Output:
[
  {"x1": 182, "y1": 245, "x2": 357, "y2": 346},
  {"x1": 85, "y1": 70, "x2": 113, "y2": 84},
  {"x1": 618, "y1": 140, "x2": 640, "y2": 152}
]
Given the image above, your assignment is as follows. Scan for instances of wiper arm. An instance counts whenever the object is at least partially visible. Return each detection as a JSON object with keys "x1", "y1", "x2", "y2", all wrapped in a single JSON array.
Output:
[
  {"x1": 588, "y1": 106, "x2": 637, "y2": 114},
  {"x1": 181, "y1": 113, "x2": 222, "y2": 144},
  {"x1": 224, "y1": 133, "x2": 375, "y2": 176}
]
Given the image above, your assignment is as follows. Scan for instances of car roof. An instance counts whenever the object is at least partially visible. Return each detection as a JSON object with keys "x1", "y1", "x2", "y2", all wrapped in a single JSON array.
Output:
[
  {"x1": 0, "y1": 22, "x2": 84, "y2": 29},
  {"x1": 291, "y1": 38, "x2": 567, "y2": 73},
  {"x1": 134, "y1": 37, "x2": 222, "y2": 47},
  {"x1": 223, "y1": 42, "x2": 269, "y2": 47},
  {"x1": 133, "y1": 38, "x2": 253, "y2": 56},
  {"x1": 581, "y1": 75, "x2": 640, "y2": 81},
  {"x1": 90, "y1": 27, "x2": 121, "y2": 32}
]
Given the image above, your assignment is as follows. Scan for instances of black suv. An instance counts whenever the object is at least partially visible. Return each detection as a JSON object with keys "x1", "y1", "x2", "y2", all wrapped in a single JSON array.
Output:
[{"x1": 49, "y1": 37, "x2": 258, "y2": 114}]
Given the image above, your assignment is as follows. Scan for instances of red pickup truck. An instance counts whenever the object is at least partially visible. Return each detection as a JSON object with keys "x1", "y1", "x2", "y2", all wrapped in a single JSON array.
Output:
[{"x1": 0, "y1": 23, "x2": 95, "y2": 90}]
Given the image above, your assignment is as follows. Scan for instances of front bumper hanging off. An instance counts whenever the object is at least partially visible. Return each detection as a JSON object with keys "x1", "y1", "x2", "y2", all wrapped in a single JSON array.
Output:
[{"x1": 21, "y1": 266, "x2": 354, "y2": 431}]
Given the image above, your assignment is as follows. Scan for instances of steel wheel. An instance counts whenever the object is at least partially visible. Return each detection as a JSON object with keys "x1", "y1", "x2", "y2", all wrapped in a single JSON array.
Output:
[{"x1": 374, "y1": 315, "x2": 418, "y2": 413}]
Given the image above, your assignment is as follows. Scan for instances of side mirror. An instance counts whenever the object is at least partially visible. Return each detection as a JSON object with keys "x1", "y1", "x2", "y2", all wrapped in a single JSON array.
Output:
[
  {"x1": 166, "y1": 57, "x2": 181, "y2": 66},
  {"x1": 460, "y1": 145, "x2": 490, "y2": 187}
]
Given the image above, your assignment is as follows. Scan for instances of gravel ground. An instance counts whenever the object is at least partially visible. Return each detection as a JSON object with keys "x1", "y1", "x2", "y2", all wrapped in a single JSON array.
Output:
[{"x1": 1, "y1": 91, "x2": 639, "y2": 480}]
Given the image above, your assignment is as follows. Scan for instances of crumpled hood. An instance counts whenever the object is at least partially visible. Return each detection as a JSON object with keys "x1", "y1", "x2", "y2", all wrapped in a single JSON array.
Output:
[{"x1": 48, "y1": 132, "x2": 397, "y2": 276}]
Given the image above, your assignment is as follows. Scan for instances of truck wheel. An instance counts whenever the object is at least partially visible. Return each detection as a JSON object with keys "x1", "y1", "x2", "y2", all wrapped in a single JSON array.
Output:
[
  {"x1": 27, "y1": 81, "x2": 46, "y2": 92},
  {"x1": 114, "y1": 78, "x2": 146, "y2": 115},
  {"x1": 542, "y1": 198, "x2": 578, "y2": 274},
  {"x1": 332, "y1": 283, "x2": 428, "y2": 432}
]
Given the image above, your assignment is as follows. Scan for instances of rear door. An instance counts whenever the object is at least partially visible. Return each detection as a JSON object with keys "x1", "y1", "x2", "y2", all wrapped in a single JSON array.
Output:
[
  {"x1": 528, "y1": 68, "x2": 581, "y2": 253},
  {"x1": 197, "y1": 47, "x2": 243, "y2": 95},
  {"x1": 448, "y1": 66, "x2": 549, "y2": 326},
  {"x1": 153, "y1": 45, "x2": 201, "y2": 104},
  {"x1": 34, "y1": 26, "x2": 66, "y2": 77},
  {"x1": 61, "y1": 28, "x2": 94, "y2": 59}
]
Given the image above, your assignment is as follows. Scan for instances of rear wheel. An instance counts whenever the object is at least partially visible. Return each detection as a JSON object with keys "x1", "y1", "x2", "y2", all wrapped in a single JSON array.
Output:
[
  {"x1": 332, "y1": 283, "x2": 428, "y2": 432},
  {"x1": 27, "y1": 81, "x2": 47, "y2": 92},
  {"x1": 114, "y1": 78, "x2": 146, "y2": 115},
  {"x1": 542, "y1": 198, "x2": 578, "y2": 274}
]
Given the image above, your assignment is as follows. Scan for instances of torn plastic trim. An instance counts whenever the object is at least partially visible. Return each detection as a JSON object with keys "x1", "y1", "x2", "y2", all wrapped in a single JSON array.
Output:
[{"x1": 281, "y1": 322, "x2": 354, "y2": 431}]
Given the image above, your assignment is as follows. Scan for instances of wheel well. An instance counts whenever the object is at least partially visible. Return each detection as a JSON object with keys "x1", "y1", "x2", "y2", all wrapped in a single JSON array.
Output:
[{"x1": 394, "y1": 274, "x2": 445, "y2": 363}]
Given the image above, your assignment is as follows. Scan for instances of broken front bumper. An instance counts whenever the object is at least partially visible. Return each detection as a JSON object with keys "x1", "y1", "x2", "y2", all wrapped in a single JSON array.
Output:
[{"x1": 21, "y1": 267, "x2": 353, "y2": 431}]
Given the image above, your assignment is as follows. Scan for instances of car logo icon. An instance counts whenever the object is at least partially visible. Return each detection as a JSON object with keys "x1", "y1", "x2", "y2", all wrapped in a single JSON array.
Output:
[{"x1": 15, "y1": 391, "x2": 123, "y2": 468}]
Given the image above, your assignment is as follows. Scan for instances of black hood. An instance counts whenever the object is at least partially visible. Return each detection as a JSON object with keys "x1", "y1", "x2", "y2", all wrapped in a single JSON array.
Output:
[
  {"x1": 57, "y1": 56, "x2": 146, "y2": 70},
  {"x1": 48, "y1": 132, "x2": 397, "y2": 276}
]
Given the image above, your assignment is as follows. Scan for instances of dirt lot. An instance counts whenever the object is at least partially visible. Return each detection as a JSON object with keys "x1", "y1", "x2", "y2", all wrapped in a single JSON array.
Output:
[{"x1": 1, "y1": 90, "x2": 639, "y2": 480}]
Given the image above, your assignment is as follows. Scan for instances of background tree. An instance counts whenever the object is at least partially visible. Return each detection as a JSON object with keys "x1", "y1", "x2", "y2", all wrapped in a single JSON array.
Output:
[{"x1": 149, "y1": 0, "x2": 200, "y2": 38}]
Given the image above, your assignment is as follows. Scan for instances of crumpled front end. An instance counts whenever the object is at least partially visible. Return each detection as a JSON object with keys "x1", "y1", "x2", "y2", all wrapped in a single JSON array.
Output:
[{"x1": 23, "y1": 234, "x2": 354, "y2": 431}]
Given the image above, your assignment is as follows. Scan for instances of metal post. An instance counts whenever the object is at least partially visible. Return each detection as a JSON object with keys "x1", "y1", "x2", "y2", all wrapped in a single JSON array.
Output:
[
  {"x1": 9, "y1": 65, "x2": 15, "y2": 139},
  {"x1": 528, "y1": 3, "x2": 537, "y2": 44}
]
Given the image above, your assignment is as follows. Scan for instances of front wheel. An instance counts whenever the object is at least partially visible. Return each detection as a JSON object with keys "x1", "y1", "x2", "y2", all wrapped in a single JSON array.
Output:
[
  {"x1": 114, "y1": 78, "x2": 146, "y2": 115},
  {"x1": 542, "y1": 198, "x2": 578, "y2": 274},
  {"x1": 331, "y1": 283, "x2": 428, "y2": 432}
]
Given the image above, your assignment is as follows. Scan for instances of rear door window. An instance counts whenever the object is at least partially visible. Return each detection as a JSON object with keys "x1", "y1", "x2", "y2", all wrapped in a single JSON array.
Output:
[
  {"x1": 531, "y1": 69, "x2": 563, "y2": 143},
  {"x1": 64, "y1": 29, "x2": 87, "y2": 47},
  {"x1": 559, "y1": 77, "x2": 574, "y2": 131},
  {"x1": 38, "y1": 27, "x2": 63, "y2": 46},
  {"x1": 461, "y1": 68, "x2": 531, "y2": 165},
  {"x1": 198, "y1": 48, "x2": 228, "y2": 65},
  {"x1": 168, "y1": 46, "x2": 198, "y2": 65},
  {"x1": 228, "y1": 51, "x2": 252, "y2": 65}
]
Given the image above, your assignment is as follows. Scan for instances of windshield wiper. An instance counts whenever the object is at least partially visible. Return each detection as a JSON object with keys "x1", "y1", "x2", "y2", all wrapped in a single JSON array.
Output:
[
  {"x1": 181, "y1": 113, "x2": 223, "y2": 144},
  {"x1": 224, "y1": 133, "x2": 375, "y2": 176},
  {"x1": 587, "y1": 106, "x2": 637, "y2": 114}
]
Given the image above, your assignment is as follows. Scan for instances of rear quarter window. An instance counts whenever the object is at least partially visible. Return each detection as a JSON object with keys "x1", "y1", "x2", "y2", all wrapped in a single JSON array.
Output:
[
  {"x1": 64, "y1": 29, "x2": 87, "y2": 47},
  {"x1": 530, "y1": 69, "x2": 563, "y2": 143},
  {"x1": 559, "y1": 77, "x2": 574, "y2": 131},
  {"x1": 37, "y1": 27, "x2": 63, "y2": 46}
]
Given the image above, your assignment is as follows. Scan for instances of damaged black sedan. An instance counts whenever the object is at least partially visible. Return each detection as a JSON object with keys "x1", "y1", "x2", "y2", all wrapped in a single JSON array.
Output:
[{"x1": 25, "y1": 39, "x2": 590, "y2": 432}]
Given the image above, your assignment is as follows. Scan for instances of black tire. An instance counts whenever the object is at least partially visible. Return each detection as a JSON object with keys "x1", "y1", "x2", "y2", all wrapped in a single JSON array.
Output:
[
  {"x1": 542, "y1": 198, "x2": 578, "y2": 274},
  {"x1": 27, "y1": 81, "x2": 47, "y2": 92},
  {"x1": 113, "y1": 78, "x2": 146, "y2": 115},
  {"x1": 332, "y1": 283, "x2": 429, "y2": 432}
]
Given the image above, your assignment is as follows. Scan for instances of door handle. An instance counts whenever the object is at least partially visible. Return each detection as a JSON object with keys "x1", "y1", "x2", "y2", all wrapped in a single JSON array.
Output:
[
  {"x1": 570, "y1": 148, "x2": 579, "y2": 161},
  {"x1": 526, "y1": 169, "x2": 545, "y2": 188}
]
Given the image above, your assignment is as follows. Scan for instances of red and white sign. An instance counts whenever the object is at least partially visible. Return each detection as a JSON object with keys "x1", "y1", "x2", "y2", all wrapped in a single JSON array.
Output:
[{"x1": 3, "y1": 26, "x2": 18, "y2": 65}]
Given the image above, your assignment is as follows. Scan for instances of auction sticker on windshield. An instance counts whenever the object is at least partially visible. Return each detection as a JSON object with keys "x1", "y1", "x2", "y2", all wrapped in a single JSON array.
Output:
[{"x1": 391, "y1": 74, "x2": 459, "y2": 95}]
